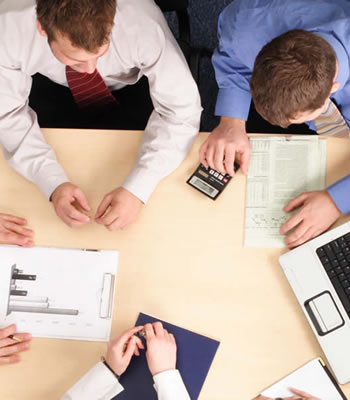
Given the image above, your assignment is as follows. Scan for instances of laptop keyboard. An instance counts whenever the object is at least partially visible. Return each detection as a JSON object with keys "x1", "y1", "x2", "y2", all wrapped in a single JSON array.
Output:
[{"x1": 316, "y1": 233, "x2": 350, "y2": 316}]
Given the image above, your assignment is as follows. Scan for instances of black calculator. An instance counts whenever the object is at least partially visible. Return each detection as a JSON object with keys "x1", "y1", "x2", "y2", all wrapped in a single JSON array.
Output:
[{"x1": 187, "y1": 163, "x2": 240, "y2": 200}]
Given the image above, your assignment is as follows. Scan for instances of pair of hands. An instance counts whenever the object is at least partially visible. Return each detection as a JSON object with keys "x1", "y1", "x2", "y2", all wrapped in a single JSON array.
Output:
[
  {"x1": 51, "y1": 184, "x2": 143, "y2": 231},
  {"x1": 105, "y1": 322, "x2": 176, "y2": 377},
  {"x1": 254, "y1": 388, "x2": 320, "y2": 399},
  {"x1": 200, "y1": 117, "x2": 341, "y2": 248},
  {"x1": 0, "y1": 325, "x2": 32, "y2": 365}
]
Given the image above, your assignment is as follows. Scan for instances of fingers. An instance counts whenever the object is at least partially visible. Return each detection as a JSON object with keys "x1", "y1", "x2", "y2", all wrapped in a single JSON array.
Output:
[
  {"x1": 95, "y1": 194, "x2": 112, "y2": 220},
  {"x1": 0, "y1": 231, "x2": 34, "y2": 247},
  {"x1": 285, "y1": 226, "x2": 315, "y2": 249},
  {"x1": 0, "y1": 214, "x2": 28, "y2": 225},
  {"x1": 0, "y1": 354, "x2": 21, "y2": 365},
  {"x1": 280, "y1": 210, "x2": 304, "y2": 235},
  {"x1": 59, "y1": 202, "x2": 90, "y2": 228},
  {"x1": 116, "y1": 326, "x2": 144, "y2": 351},
  {"x1": 0, "y1": 340, "x2": 31, "y2": 357},
  {"x1": 122, "y1": 336, "x2": 137, "y2": 361},
  {"x1": 199, "y1": 141, "x2": 209, "y2": 168},
  {"x1": 224, "y1": 145, "x2": 236, "y2": 176},
  {"x1": 0, "y1": 324, "x2": 17, "y2": 340},
  {"x1": 240, "y1": 146, "x2": 251, "y2": 176},
  {"x1": 289, "y1": 387, "x2": 319, "y2": 399},
  {"x1": 74, "y1": 188, "x2": 91, "y2": 212},
  {"x1": 144, "y1": 323, "x2": 155, "y2": 339},
  {"x1": 283, "y1": 193, "x2": 308, "y2": 213},
  {"x1": 213, "y1": 141, "x2": 226, "y2": 174},
  {"x1": 153, "y1": 322, "x2": 164, "y2": 337},
  {"x1": 3, "y1": 221, "x2": 33, "y2": 237}
]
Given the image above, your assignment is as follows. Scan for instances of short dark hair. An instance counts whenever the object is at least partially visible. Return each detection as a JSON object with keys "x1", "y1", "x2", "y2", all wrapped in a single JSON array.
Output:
[
  {"x1": 36, "y1": 0, "x2": 117, "y2": 53},
  {"x1": 250, "y1": 30, "x2": 337, "y2": 127}
]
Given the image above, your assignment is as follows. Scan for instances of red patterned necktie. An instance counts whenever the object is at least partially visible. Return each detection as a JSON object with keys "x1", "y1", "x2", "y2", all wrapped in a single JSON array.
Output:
[{"x1": 66, "y1": 66, "x2": 118, "y2": 112}]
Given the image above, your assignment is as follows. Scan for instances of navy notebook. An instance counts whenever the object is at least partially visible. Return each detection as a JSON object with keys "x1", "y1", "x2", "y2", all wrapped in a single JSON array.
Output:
[{"x1": 115, "y1": 313, "x2": 220, "y2": 400}]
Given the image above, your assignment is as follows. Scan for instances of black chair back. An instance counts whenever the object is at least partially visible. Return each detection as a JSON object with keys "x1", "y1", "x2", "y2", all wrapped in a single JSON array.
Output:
[{"x1": 154, "y1": 0, "x2": 188, "y2": 12}]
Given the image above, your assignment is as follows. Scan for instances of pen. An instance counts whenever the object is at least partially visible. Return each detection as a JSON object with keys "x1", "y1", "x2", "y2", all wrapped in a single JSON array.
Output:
[{"x1": 9, "y1": 335, "x2": 22, "y2": 342}]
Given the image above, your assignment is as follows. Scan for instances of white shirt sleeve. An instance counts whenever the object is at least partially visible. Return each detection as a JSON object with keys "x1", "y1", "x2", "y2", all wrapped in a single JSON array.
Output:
[
  {"x1": 120, "y1": 1, "x2": 202, "y2": 203},
  {"x1": 61, "y1": 361, "x2": 124, "y2": 400},
  {"x1": 0, "y1": 65, "x2": 69, "y2": 199},
  {"x1": 153, "y1": 369, "x2": 191, "y2": 400}
]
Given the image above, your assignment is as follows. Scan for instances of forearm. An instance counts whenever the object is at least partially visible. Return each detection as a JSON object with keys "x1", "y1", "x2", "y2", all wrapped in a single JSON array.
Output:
[
  {"x1": 61, "y1": 361, "x2": 124, "y2": 400},
  {"x1": 153, "y1": 370, "x2": 190, "y2": 400},
  {"x1": 0, "y1": 67, "x2": 68, "y2": 199},
  {"x1": 122, "y1": 106, "x2": 201, "y2": 203}
]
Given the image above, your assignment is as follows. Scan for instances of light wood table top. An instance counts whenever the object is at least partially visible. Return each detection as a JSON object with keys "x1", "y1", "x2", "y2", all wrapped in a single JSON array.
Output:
[{"x1": 0, "y1": 130, "x2": 350, "y2": 400}]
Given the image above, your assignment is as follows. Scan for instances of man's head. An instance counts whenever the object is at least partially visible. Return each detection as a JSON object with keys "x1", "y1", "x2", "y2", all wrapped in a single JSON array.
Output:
[
  {"x1": 36, "y1": 0, "x2": 116, "y2": 73},
  {"x1": 250, "y1": 30, "x2": 340, "y2": 127}
]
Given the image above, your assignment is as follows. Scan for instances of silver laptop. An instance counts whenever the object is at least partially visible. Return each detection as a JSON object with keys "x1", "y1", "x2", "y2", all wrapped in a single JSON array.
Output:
[{"x1": 279, "y1": 221, "x2": 350, "y2": 384}]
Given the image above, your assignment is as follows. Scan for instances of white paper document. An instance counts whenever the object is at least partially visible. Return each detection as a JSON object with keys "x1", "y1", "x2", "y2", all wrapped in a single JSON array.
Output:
[
  {"x1": 245, "y1": 136, "x2": 327, "y2": 248},
  {"x1": 261, "y1": 358, "x2": 345, "y2": 400},
  {"x1": 0, "y1": 246, "x2": 118, "y2": 341}
]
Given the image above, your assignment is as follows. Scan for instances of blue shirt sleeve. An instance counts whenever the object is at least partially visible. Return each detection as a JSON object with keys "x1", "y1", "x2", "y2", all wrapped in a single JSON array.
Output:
[
  {"x1": 212, "y1": 9, "x2": 252, "y2": 121},
  {"x1": 327, "y1": 175, "x2": 350, "y2": 214}
]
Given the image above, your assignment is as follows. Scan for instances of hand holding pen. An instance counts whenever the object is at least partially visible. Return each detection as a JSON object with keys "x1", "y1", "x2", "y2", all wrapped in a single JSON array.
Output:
[{"x1": 0, "y1": 324, "x2": 32, "y2": 365}]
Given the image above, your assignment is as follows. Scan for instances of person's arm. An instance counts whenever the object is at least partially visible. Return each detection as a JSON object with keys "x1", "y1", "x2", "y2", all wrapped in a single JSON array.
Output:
[
  {"x1": 0, "y1": 67, "x2": 91, "y2": 227},
  {"x1": 61, "y1": 326, "x2": 144, "y2": 400},
  {"x1": 95, "y1": 4, "x2": 201, "y2": 230},
  {"x1": 145, "y1": 322, "x2": 190, "y2": 400},
  {"x1": 199, "y1": 6, "x2": 252, "y2": 175},
  {"x1": 121, "y1": 11, "x2": 202, "y2": 203},
  {"x1": 0, "y1": 66, "x2": 68, "y2": 200},
  {"x1": 280, "y1": 174, "x2": 350, "y2": 248}
]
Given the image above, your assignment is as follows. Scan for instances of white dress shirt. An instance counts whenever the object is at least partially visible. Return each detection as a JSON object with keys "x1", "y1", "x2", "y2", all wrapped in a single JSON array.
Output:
[
  {"x1": 0, "y1": 0, "x2": 202, "y2": 202},
  {"x1": 62, "y1": 361, "x2": 191, "y2": 400}
]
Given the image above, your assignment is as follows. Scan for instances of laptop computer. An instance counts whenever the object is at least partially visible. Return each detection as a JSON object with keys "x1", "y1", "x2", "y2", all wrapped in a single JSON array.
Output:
[{"x1": 279, "y1": 221, "x2": 350, "y2": 384}]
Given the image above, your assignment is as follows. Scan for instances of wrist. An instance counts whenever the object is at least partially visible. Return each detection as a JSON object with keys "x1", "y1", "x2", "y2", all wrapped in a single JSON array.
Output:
[
  {"x1": 220, "y1": 116, "x2": 246, "y2": 128},
  {"x1": 101, "y1": 356, "x2": 120, "y2": 380}
]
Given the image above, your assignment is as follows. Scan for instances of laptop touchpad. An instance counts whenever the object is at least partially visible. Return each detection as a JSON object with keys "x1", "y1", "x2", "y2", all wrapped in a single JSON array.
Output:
[{"x1": 305, "y1": 292, "x2": 344, "y2": 336}]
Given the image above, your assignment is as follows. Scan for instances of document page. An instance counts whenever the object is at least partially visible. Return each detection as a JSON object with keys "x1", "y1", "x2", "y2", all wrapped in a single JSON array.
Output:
[
  {"x1": 0, "y1": 246, "x2": 118, "y2": 341},
  {"x1": 261, "y1": 358, "x2": 344, "y2": 400},
  {"x1": 245, "y1": 136, "x2": 327, "y2": 248}
]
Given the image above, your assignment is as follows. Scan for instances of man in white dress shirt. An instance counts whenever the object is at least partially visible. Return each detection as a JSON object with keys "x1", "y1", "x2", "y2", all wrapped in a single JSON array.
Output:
[
  {"x1": 0, "y1": 0, "x2": 201, "y2": 230},
  {"x1": 63, "y1": 322, "x2": 190, "y2": 400}
]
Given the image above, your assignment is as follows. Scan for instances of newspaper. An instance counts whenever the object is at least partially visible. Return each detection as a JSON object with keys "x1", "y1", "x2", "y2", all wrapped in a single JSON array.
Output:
[{"x1": 244, "y1": 136, "x2": 327, "y2": 248}]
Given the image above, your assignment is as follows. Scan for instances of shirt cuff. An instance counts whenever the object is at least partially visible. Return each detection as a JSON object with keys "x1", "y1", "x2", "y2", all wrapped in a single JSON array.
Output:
[
  {"x1": 122, "y1": 167, "x2": 162, "y2": 204},
  {"x1": 63, "y1": 361, "x2": 124, "y2": 400},
  {"x1": 327, "y1": 175, "x2": 350, "y2": 214},
  {"x1": 215, "y1": 87, "x2": 251, "y2": 121},
  {"x1": 153, "y1": 369, "x2": 190, "y2": 400}
]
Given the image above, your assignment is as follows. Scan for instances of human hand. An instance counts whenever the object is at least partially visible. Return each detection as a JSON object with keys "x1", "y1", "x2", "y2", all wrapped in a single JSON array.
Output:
[
  {"x1": 0, "y1": 324, "x2": 32, "y2": 365},
  {"x1": 280, "y1": 190, "x2": 341, "y2": 248},
  {"x1": 145, "y1": 322, "x2": 177, "y2": 376},
  {"x1": 199, "y1": 116, "x2": 250, "y2": 176},
  {"x1": 252, "y1": 388, "x2": 320, "y2": 400},
  {"x1": 0, "y1": 213, "x2": 34, "y2": 247},
  {"x1": 95, "y1": 187, "x2": 143, "y2": 231},
  {"x1": 51, "y1": 182, "x2": 91, "y2": 228},
  {"x1": 105, "y1": 326, "x2": 145, "y2": 376}
]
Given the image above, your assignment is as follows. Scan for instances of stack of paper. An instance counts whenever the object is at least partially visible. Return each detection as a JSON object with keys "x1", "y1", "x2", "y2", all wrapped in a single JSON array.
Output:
[{"x1": 244, "y1": 136, "x2": 327, "y2": 248}]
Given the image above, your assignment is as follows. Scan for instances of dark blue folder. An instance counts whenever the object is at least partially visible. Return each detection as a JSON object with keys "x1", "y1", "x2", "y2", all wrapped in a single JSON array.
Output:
[{"x1": 115, "y1": 313, "x2": 220, "y2": 400}]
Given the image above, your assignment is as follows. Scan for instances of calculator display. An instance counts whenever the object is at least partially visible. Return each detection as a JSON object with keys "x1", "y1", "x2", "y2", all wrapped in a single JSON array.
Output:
[{"x1": 189, "y1": 176, "x2": 218, "y2": 198}]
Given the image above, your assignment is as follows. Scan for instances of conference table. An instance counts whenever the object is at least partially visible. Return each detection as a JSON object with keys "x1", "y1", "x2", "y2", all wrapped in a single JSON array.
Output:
[{"x1": 0, "y1": 129, "x2": 350, "y2": 400}]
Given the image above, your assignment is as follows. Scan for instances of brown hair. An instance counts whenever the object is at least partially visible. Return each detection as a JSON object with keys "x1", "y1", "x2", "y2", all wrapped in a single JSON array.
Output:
[
  {"x1": 250, "y1": 30, "x2": 337, "y2": 127},
  {"x1": 36, "y1": 0, "x2": 117, "y2": 53}
]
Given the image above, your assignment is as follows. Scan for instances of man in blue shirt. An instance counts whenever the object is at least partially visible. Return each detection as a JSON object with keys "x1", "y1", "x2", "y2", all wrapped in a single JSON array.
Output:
[{"x1": 200, "y1": 0, "x2": 350, "y2": 248}]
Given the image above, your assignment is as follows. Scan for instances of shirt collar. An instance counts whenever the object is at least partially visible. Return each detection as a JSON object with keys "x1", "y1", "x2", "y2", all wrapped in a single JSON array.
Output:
[{"x1": 315, "y1": 32, "x2": 349, "y2": 90}]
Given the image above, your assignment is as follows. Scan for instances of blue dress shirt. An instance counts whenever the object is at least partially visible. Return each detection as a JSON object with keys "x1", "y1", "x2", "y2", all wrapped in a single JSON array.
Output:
[{"x1": 213, "y1": 0, "x2": 350, "y2": 214}]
